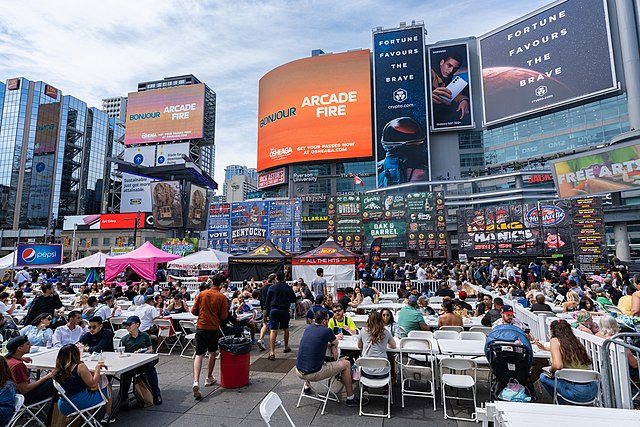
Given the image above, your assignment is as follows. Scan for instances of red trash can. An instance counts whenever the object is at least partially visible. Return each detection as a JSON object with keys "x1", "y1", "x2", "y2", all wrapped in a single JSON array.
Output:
[
  {"x1": 336, "y1": 288, "x2": 346, "y2": 301},
  {"x1": 219, "y1": 337, "x2": 251, "y2": 389}
]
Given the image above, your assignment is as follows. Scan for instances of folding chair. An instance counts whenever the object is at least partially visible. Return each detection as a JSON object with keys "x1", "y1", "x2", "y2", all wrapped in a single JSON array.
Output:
[
  {"x1": 553, "y1": 369, "x2": 601, "y2": 406},
  {"x1": 6, "y1": 394, "x2": 24, "y2": 427},
  {"x1": 459, "y1": 332, "x2": 486, "y2": 341},
  {"x1": 109, "y1": 316, "x2": 127, "y2": 330},
  {"x1": 9, "y1": 396, "x2": 52, "y2": 427},
  {"x1": 434, "y1": 330, "x2": 459, "y2": 340},
  {"x1": 439, "y1": 326, "x2": 464, "y2": 333},
  {"x1": 260, "y1": 391, "x2": 296, "y2": 426},
  {"x1": 296, "y1": 374, "x2": 340, "y2": 415},
  {"x1": 398, "y1": 338, "x2": 436, "y2": 410},
  {"x1": 113, "y1": 329, "x2": 128, "y2": 340},
  {"x1": 154, "y1": 319, "x2": 184, "y2": 355},
  {"x1": 179, "y1": 320, "x2": 197, "y2": 359},
  {"x1": 356, "y1": 357, "x2": 392, "y2": 418},
  {"x1": 441, "y1": 358, "x2": 477, "y2": 422},
  {"x1": 53, "y1": 381, "x2": 107, "y2": 427},
  {"x1": 406, "y1": 330, "x2": 435, "y2": 363},
  {"x1": 469, "y1": 326, "x2": 492, "y2": 336}
]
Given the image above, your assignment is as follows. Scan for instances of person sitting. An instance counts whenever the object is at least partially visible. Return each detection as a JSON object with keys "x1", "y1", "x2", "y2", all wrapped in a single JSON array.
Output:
[
  {"x1": 53, "y1": 311, "x2": 86, "y2": 347},
  {"x1": 562, "y1": 290, "x2": 580, "y2": 312},
  {"x1": 357, "y1": 311, "x2": 396, "y2": 379},
  {"x1": 530, "y1": 294, "x2": 553, "y2": 312},
  {"x1": 5, "y1": 336, "x2": 56, "y2": 424},
  {"x1": 19, "y1": 313, "x2": 54, "y2": 347},
  {"x1": 53, "y1": 344, "x2": 114, "y2": 424},
  {"x1": 594, "y1": 287, "x2": 614, "y2": 308},
  {"x1": 78, "y1": 317, "x2": 114, "y2": 353},
  {"x1": 338, "y1": 287, "x2": 358, "y2": 312},
  {"x1": 0, "y1": 292, "x2": 16, "y2": 315},
  {"x1": 492, "y1": 305, "x2": 527, "y2": 330},
  {"x1": 134, "y1": 296, "x2": 160, "y2": 336},
  {"x1": 455, "y1": 291, "x2": 473, "y2": 313},
  {"x1": 305, "y1": 295, "x2": 333, "y2": 325},
  {"x1": 534, "y1": 319, "x2": 599, "y2": 404},
  {"x1": 481, "y1": 297, "x2": 504, "y2": 327},
  {"x1": 417, "y1": 296, "x2": 435, "y2": 315},
  {"x1": 327, "y1": 303, "x2": 358, "y2": 336},
  {"x1": 438, "y1": 300, "x2": 463, "y2": 328},
  {"x1": 0, "y1": 356, "x2": 16, "y2": 427},
  {"x1": 596, "y1": 315, "x2": 639, "y2": 381},
  {"x1": 397, "y1": 295, "x2": 429, "y2": 336},
  {"x1": 235, "y1": 296, "x2": 257, "y2": 342},
  {"x1": 165, "y1": 294, "x2": 188, "y2": 314},
  {"x1": 617, "y1": 285, "x2": 636, "y2": 316},
  {"x1": 295, "y1": 311, "x2": 366, "y2": 408},
  {"x1": 118, "y1": 316, "x2": 162, "y2": 407},
  {"x1": 360, "y1": 281, "x2": 378, "y2": 300},
  {"x1": 571, "y1": 310, "x2": 599, "y2": 335},
  {"x1": 435, "y1": 282, "x2": 455, "y2": 299},
  {"x1": 380, "y1": 308, "x2": 404, "y2": 338},
  {"x1": 578, "y1": 296, "x2": 597, "y2": 312},
  {"x1": 0, "y1": 315, "x2": 18, "y2": 342}
]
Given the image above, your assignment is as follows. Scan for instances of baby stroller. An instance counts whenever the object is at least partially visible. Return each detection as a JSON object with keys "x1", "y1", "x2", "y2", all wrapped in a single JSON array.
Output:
[{"x1": 484, "y1": 325, "x2": 535, "y2": 401}]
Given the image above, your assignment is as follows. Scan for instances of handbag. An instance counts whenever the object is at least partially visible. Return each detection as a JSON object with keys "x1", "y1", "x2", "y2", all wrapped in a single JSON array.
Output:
[
  {"x1": 497, "y1": 379, "x2": 531, "y2": 402},
  {"x1": 134, "y1": 376, "x2": 155, "y2": 408}
]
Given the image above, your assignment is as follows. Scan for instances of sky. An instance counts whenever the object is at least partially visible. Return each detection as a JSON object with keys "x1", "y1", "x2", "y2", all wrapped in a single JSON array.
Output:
[{"x1": 0, "y1": 0, "x2": 551, "y2": 188}]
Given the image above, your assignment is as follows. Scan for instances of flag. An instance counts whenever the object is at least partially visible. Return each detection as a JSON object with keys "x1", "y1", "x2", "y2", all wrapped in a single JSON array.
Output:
[{"x1": 353, "y1": 175, "x2": 364, "y2": 186}]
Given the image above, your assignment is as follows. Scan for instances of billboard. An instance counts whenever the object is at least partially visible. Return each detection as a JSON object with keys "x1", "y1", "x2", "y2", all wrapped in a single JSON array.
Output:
[
  {"x1": 428, "y1": 43, "x2": 473, "y2": 130},
  {"x1": 63, "y1": 213, "x2": 152, "y2": 230},
  {"x1": 230, "y1": 201, "x2": 269, "y2": 252},
  {"x1": 258, "y1": 167, "x2": 286, "y2": 189},
  {"x1": 207, "y1": 203, "x2": 231, "y2": 252},
  {"x1": 155, "y1": 142, "x2": 190, "y2": 166},
  {"x1": 153, "y1": 238, "x2": 199, "y2": 256},
  {"x1": 16, "y1": 244, "x2": 63, "y2": 266},
  {"x1": 100, "y1": 213, "x2": 146, "y2": 230},
  {"x1": 120, "y1": 172, "x2": 158, "y2": 213},
  {"x1": 185, "y1": 184, "x2": 207, "y2": 230},
  {"x1": 373, "y1": 25, "x2": 430, "y2": 187},
  {"x1": 257, "y1": 50, "x2": 372, "y2": 171},
  {"x1": 479, "y1": 0, "x2": 617, "y2": 125},
  {"x1": 151, "y1": 181, "x2": 183, "y2": 228},
  {"x1": 551, "y1": 138, "x2": 640, "y2": 198},
  {"x1": 27, "y1": 153, "x2": 55, "y2": 219},
  {"x1": 34, "y1": 102, "x2": 60, "y2": 154},
  {"x1": 124, "y1": 84, "x2": 205, "y2": 145},
  {"x1": 124, "y1": 145, "x2": 156, "y2": 167}
]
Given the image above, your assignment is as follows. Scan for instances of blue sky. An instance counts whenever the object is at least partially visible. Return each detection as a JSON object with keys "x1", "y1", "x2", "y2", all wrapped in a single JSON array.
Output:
[{"x1": 0, "y1": 0, "x2": 550, "y2": 187}]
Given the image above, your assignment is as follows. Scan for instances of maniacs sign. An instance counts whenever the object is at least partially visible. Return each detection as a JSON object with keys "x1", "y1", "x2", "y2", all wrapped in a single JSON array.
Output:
[
  {"x1": 479, "y1": 0, "x2": 616, "y2": 125},
  {"x1": 17, "y1": 244, "x2": 63, "y2": 266}
]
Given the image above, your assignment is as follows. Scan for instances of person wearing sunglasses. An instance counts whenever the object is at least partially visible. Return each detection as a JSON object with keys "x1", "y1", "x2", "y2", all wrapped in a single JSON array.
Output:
[
  {"x1": 78, "y1": 317, "x2": 114, "y2": 353},
  {"x1": 19, "y1": 313, "x2": 53, "y2": 347},
  {"x1": 327, "y1": 304, "x2": 358, "y2": 337}
]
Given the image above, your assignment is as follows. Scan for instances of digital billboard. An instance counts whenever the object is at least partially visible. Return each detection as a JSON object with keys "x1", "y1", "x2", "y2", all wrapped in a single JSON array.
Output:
[
  {"x1": 125, "y1": 84, "x2": 205, "y2": 145},
  {"x1": 551, "y1": 138, "x2": 640, "y2": 198},
  {"x1": 34, "y1": 102, "x2": 60, "y2": 154},
  {"x1": 258, "y1": 167, "x2": 286, "y2": 189},
  {"x1": 428, "y1": 43, "x2": 473, "y2": 130},
  {"x1": 185, "y1": 184, "x2": 207, "y2": 230},
  {"x1": 124, "y1": 145, "x2": 156, "y2": 167},
  {"x1": 17, "y1": 244, "x2": 63, "y2": 266},
  {"x1": 257, "y1": 50, "x2": 372, "y2": 171},
  {"x1": 27, "y1": 153, "x2": 55, "y2": 219},
  {"x1": 479, "y1": 0, "x2": 617, "y2": 125},
  {"x1": 151, "y1": 181, "x2": 183, "y2": 228},
  {"x1": 373, "y1": 25, "x2": 430, "y2": 187}
]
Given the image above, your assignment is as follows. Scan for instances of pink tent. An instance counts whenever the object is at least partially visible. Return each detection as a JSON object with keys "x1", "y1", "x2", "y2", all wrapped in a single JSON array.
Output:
[{"x1": 105, "y1": 241, "x2": 180, "y2": 281}]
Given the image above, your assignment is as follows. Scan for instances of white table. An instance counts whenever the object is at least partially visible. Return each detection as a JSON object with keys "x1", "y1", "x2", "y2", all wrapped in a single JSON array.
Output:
[
  {"x1": 338, "y1": 335, "x2": 438, "y2": 354},
  {"x1": 167, "y1": 312, "x2": 197, "y2": 321},
  {"x1": 26, "y1": 349, "x2": 159, "y2": 376},
  {"x1": 357, "y1": 302, "x2": 406, "y2": 311},
  {"x1": 426, "y1": 316, "x2": 484, "y2": 329}
]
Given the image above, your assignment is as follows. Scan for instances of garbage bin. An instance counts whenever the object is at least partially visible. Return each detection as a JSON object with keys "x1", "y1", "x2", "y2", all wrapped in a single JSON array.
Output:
[
  {"x1": 336, "y1": 288, "x2": 346, "y2": 301},
  {"x1": 218, "y1": 337, "x2": 252, "y2": 389}
]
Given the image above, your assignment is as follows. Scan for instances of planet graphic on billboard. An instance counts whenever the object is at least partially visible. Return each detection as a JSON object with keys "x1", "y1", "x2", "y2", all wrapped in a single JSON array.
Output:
[{"x1": 36, "y1": 162, "x2": 45, "y2": 173}]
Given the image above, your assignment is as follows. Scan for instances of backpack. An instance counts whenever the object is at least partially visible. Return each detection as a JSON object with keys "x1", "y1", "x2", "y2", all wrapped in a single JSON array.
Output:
[{"x1": 474, "y1": 268, "x2": 482, "y2": 280}]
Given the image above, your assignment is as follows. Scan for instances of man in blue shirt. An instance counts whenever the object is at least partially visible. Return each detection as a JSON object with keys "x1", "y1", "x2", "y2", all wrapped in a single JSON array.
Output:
[
  {"x1": 305, "y1": 295, "x2": 333, "y2": 324},
  {"x1": 265, "y1": 271, "x2": 297, "y2": 359},
  {"x1": 295, "y1": 311, "x2": 366, "y2": 407}
]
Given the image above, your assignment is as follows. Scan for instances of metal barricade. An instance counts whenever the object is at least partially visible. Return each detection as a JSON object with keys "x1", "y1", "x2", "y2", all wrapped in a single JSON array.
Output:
[{"x1": 600, "y1": 332, "x2": 640, "y2": 409}]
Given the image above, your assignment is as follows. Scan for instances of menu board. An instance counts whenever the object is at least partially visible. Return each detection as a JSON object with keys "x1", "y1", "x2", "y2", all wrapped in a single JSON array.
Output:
[
  {"x1": 572, "y1": 197, "x2": 607, "y2": 275},
  {"x1": 328, "y1": 196, "x2": 364, "y2": 252}
]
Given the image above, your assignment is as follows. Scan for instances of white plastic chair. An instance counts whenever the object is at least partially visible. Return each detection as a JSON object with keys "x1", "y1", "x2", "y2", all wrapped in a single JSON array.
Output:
[
  {"x1": 439, "y1": 326, "x2": 464, "y2": 333},
  {"x1": 553, "y1": 369, "x2": 601, "y2": 406},
  {"x1": 113, "y1": 329, "x2": 128, "y2": 340},
  {"x1": 6, "y1": 394, "x2": 24, "y2": 427},
  {"x1": 434, "y1": 330, "x2": 459, "y2": 340},
  {"x1": 154, "y1": 319, "x2": 184, "y2": 355},
  {"x1": 469, "y1": 326, "x2": 492, "y2": 336},
  {"x1": 398, "y1": 338, "x2": 436, "y2": 410},
  {"x1": 459, "y1": 332, "x2": 486, "y2": 341},
  {"x1": 260, "y1": 391, "x2": 295, "y2": 426},
  {"x1": 109, "y1": 316, "x2": 127, "y2": 330},
  {"x1": 407, "y1": 330, "x2": 434, "y2": 339},
  {"x1": 179, "y1": 320, "x2": 197, "y2": 359},
  {"x1": 430, "y1": 296, "x2": 444, "y2": 304},
  {"x1": 9, "y1": 396, "x2": 52, "y2": 427},
  {"x1": 356, "y1": 357, "x2": 392, "y2": 418},
  {"x1": 440, "y1": 358, "x2": 477, "y2": 422},
  {"x1": 53, "y1": 380, "x2": 107, "y2": 427},
  {"x1": 295, "y1": 373, "x2": 339, "y2": 415}
]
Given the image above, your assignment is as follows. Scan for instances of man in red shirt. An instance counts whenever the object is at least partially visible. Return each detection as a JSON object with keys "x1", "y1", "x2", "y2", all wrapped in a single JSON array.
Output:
[{"x1": 190, "y1": 275, "x2": 229, "y2": 399}]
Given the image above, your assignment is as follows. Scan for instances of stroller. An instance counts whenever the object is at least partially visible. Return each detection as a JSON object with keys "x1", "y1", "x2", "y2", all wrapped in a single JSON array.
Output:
[{"x1": 484, "y1": 325, "x2": 535, "y2": 401}]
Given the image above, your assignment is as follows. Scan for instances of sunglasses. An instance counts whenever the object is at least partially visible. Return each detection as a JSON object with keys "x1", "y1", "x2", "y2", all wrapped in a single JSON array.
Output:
[{"x1": 88, "y1": 325, "x2": 100, "y2": 330}]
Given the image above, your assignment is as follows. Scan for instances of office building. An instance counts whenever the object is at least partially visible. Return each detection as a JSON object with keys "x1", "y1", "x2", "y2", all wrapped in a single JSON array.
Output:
[
  {"x1": 101, "y1": 96, "x2": 128, "y2": 122},
  {"x1": 224, "y1": 174, "x2": 257, "y2": 203}
]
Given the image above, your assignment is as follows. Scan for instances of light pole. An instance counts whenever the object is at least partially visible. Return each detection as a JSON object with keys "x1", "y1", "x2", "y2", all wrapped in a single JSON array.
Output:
[{"x1": 71, "y1": 223, "x2": 77, "y2": 261}]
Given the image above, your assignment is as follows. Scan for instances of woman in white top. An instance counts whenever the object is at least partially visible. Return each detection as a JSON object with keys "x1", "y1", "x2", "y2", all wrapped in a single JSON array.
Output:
[{"x1": 357, "y1": 311, "x2": 396, "y2": 378}]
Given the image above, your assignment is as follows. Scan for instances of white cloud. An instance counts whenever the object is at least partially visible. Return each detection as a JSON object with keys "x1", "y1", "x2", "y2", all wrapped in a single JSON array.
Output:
[{"x1": 0, "y1": 0, "x2": 549, "y2": 186}]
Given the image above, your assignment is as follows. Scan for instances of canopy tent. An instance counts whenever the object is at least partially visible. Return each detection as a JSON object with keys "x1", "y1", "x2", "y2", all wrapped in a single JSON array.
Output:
[
  {"x1": 167, "y1": 249, "x2": 230, "y2": 271},
  {"x1": 0, "y1": 251, "x2": 16, "y2": 270},
  {"x1": 292, "y1": 238, "x2": 358, "y2": 284},
  {"x1": 58, "y1": 252, "x2": 110, "y2": 269},
  {"x1": 105, "y1": 241, "x2": 180, "y2": 281},
  {"x1": 228, "y1": 241, "x2": 290, "y2": 281}
]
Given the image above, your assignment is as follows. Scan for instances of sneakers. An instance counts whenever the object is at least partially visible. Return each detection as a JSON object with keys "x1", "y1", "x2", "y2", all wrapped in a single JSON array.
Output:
[
  {"x1": 192, "y1": 382, "x2": 202, "y2": 400},
  {"x1": 154, "y1": 395, "x2": 163, "y2": 405},
  {"x1": 101, "y1": 415, "x2": 116, "y2": 424},
  {"x1": 283, "y1": 347, "x2": 292, "y2": 353},
  {"x1": 256, "y1": 339, "x2": 266, "y2": 351},
  {"x1": 275, "y1": 340, "x2": 282, "y2": 347},
  {"x1": 303, "y1": 385, "x2": 312, "y2": 395},
  {"x1": 205, "y1": 377, "x2": 216, "y2": 387},
  {"x1": 346, "y1": 396, "x2": 369, "y2": 407}
]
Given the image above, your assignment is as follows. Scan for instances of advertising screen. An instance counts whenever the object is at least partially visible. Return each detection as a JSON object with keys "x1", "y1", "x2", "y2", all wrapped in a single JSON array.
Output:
[
  {"x1": 27, "y1": 153, "x2": 55, "y2": 219},
  {"x1": 551, "y1": 138, "x2": 640, "y2": 198},
  {"x1": 258, "y1": 167, "x2": 286, "y2": 189},
  {"x1": 120, "y1": 172, "x2": 158, "y2": 213},
  {"x1": 185, "y1": 184, "x2": 207, "y2": 230},
  {"x1": 125, "y1": 84, "x2": 205, "y2": 145},
  {"x1": 373, "y1": 25, "x2": 430, "y2": 187},
  {"x1": 257, "y1": 50, "x2": 372, "y2": 171},
  {"x1": 479, "y1": 0, "x2": 616, "y2": 125},
  {"x1": 17, "y1": 244, "x2": 63, "y2": 266},
  {"x1": 151, "y1": 181, "x2": 183, "y2": 228},
  {"x1": 153, "y1": 238, "x2": 199, "y2": 256},
  {"x1": 428, "y1": 43, "x2": 473, "y2": 130},
  {"x1": 34, "y1": 102, "x2": 61, "y2": 154},
  {"x1": 155, "y1": 142, "x2": 190, "y2": 166},
  {"x1": 124, "y1": 145, "x2": 156, "y2": 167},
  {"x1": 100, "y1": 213, "x2": 146, "y2": 230}
]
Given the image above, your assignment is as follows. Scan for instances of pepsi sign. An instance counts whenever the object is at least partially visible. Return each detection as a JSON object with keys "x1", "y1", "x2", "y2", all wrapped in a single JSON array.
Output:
[
  {"x1": 16, "y1": 244, "x2": 63, "y2": 266},
  {"x1": 526, "y1": 206, "x2": 566, "y2": 227}
]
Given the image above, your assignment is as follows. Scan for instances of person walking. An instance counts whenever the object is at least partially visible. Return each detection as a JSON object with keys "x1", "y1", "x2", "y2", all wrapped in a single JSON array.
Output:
[{"x1": 265, "y1": 271, "x2": 297, "y2": 360}]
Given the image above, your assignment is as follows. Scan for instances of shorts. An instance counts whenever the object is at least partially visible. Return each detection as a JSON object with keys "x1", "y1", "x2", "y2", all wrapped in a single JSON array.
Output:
[
  {"x1": 295, "y1": 360, "x2": 344, "y2": 383},
  {"x1": 194, "y1": 329, "x2": 222, "y2": 355},
  {"x1": 269, "y1": 308, "x2": 290, "y2": 330}
]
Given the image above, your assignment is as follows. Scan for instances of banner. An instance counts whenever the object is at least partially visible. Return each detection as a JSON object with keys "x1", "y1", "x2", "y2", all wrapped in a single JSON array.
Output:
[
  {"x1": 428, "y1": 43, "x2": 473, "y2": 130},
  {"x1": 153, "y1": 238, "x2": 199, "y2": 256},
  {"x1": 27, "y1": 153, "x2": 55, "y2": 219},
  {"x1": 16, "y1": 244, "x2": 63, "y2": 266},
  {"x1": 110, "y1": 247, "x2": 134, "y2": 256},
  {"x1": 155, "y1": 142, "x2": 190, "y2": 166},
  {"x1": 151, "y1": 181, "x2": 183, "y2": 228},
  {"x1": 34, "y1": 102, "x2": 60, "y2": 154},
  {"x1": 373, "y1": 25, "x2": 430, "y2": 187},
  {"x1": 123, "y1": 145, "x2": 156, "y2": 167},
  {"x1": 479, "y1": 0, "x2": 616, "y2": 125},
  {"x1": 368, "y1": 237, "x2": 382, "y2": 264},
  {"x1": 551, "y1": 138, "x2": 640, "y2": 198},
  {"x1": 185, "y1": 184, "x2": 207, "y2": 230},
  {"x1": 120, "y1": 172, "x2": 158, "y2": 213},
  {"x1": 230, "y1": 201, "x2": 269, "y2": 253},
  {"x1": 207, "y1": 203, "x2": 231, "y2": 251},
  {"x1": 258, "y1": 167, "x2": 286, "y2": 189}
]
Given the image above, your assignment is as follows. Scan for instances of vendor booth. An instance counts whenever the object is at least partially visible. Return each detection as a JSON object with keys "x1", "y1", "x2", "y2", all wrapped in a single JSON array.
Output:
[
  {"x1": 105, "y1": 241, "x2": 180, "y2": 281},
  {"x1": 292, "y1": 238, "x2": 358, "y2": 284},
  {"x1": 0, "y1": 251, "x2": 16, "y2": 270},
  {"x1": 228, "y1": 241, "x2": 290, "y2": 281},
  {"x1": 167, "y1": 248, "x2": 230, "y2": 271},
  {"x1": 58, "y1": 252, "x2": 111, "y2": 283}
]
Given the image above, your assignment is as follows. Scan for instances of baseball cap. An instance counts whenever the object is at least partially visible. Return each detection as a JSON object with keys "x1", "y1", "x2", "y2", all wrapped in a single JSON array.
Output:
[
  {"x1": 458, "y1": 290, "x2": 467, "y2": 298},
  {"x1": 122, "y1": 315, "x2": 141, "y2": 326},
  {"x1": 6, "y1": 336, "x2": 29, "y2": 357},
  {"x1": 501, "y1": 305, "x2": 515, "y2": 314}
]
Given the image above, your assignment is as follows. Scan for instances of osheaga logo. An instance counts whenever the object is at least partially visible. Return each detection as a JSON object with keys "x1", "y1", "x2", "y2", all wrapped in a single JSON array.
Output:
[
  {"x1": 526, "y1": 206, "x2": 566, "y2": 227},
  {"x1": 269, "y1": 146, "x2": 292, "y2": 159}
]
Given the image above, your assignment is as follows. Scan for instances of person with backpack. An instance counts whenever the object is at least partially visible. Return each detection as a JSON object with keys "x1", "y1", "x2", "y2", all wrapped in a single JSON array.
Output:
[{"x1": 22, "y1": 283, "x2": 63, "y2": 328}]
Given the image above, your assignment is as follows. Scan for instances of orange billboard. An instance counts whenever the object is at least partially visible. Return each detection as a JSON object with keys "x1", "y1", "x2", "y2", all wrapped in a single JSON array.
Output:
[
  {"x1": 257, "y1": 50, "x2": 373, "y2": 171},
  {"x1": 125, "y1": 84, "x2": 205, "y2": 145}
]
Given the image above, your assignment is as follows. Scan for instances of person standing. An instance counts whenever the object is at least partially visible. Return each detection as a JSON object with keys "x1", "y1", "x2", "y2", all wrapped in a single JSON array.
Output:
[
  {"x1": 256, "y1": 274, "x2": 276, "y2": 351},
  {"x1": 190, "y1": 275, "x2": 228, "y2": 400},
  {"x1": 265, "y1": 272, "x2": 297, "y2": 360},
  {"x1": 310, "y1": 268, "x2": 327, "y2": 299}
]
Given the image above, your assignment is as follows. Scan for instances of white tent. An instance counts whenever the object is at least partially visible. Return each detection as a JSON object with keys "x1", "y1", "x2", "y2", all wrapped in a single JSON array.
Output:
[
  {"x1": 167, "y1": 249, "x2": 230, "y2": 270},
  {"x1": 58, "y1": 252, "x2": 110, "y2": 269},
  {"x1": 0, "y1": 251, "x2": 16, "y2": 270}
]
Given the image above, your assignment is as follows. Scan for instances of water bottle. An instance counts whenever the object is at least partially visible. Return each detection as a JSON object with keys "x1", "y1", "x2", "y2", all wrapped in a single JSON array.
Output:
[
  {"x1": 338, "y1": 327, "x2": 343, "y2": 335},
  {"x1": 1, "y1": 341, "x2": 7, "y2": 356},
  {"x1": 46, "y1": 337, "x2": 52, "y2": 349}
]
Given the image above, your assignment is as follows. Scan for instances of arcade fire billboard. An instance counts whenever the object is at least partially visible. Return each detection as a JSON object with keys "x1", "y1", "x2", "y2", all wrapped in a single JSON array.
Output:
[
  {"x1": 125, "y1": 84, "x2": 205, "y2": 145},
  {"x1": 479, "y1": 0, "x2": 617, "y2": 125},
  {"x1": 257, "y1": 50, "x2": 372, "y2": 171}
]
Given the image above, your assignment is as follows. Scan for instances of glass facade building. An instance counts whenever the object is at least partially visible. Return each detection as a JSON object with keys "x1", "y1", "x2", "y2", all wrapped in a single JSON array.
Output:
[{"x1": 80, "y1": 108, "x2": 109, "y2": 215}]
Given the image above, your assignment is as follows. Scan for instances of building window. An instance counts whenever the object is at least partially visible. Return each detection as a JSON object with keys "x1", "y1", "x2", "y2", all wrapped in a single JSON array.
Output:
[
  {"x1": 91, "y1": 238, "x2": 99, "y2": 246},
  {"x1": 103, "y1": 237, "x2": 110, "y2": 246}
]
